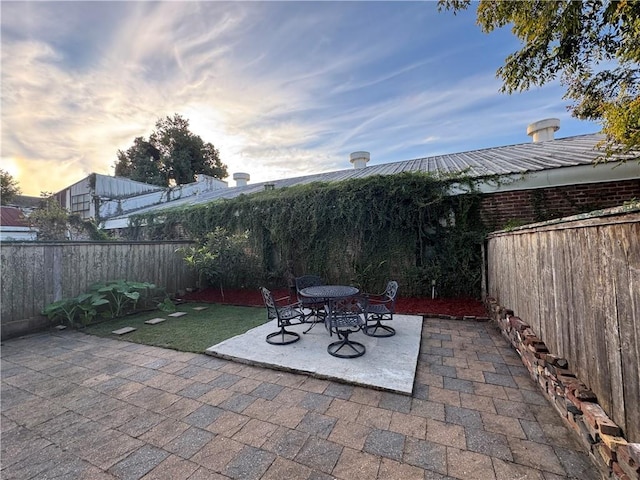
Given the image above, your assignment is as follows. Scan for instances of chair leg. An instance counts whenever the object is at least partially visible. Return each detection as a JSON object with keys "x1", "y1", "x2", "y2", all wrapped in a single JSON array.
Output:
[
  {"x1": 364, "y1": 319, "x2": 396, "y2": 337},
  {"x1": 303, "y1": 307, "x2": 326, "y2": 334},
  {"x1": 266, "y1": 326, "x2": 300, "y2": 345},
  {"x1": 327, "y1": 330, "x2": 366, "y2": 358}
]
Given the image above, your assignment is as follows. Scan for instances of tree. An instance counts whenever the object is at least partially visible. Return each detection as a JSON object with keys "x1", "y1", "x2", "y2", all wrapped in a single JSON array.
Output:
[
  {"x1": 439, "y1": 0, "x2": 640, "y2": 157},
  {"x1": 1, "y1": 169, "x2": 21, "y2": 205},
  {"x1": 29, "y1": 193, "x2": 69, "y2": 241},
  {"x1": 115, "y1": 114, "x2": 228, "y2": 186}
]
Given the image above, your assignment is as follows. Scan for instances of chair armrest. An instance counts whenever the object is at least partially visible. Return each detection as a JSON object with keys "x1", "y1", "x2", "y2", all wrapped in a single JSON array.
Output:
[{"x1": 367, "y1": 295, "x2": 390, "y2": 305}]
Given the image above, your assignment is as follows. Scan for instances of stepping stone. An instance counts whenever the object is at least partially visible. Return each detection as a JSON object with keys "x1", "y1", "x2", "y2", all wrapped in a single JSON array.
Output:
[
  {"x1": 192, "y1": 306, "x2": 208, "y2": 311},
  {"x1": 54, "y1": 325, "x2": 67, "y2": 330},
  {"x1": 112, "y1": 327, "x2": 136, "y2": 335},
  {"x1": 145, "y1": 318, "x2": 166, "y2": 325},
  {"x1": 168, "y1": 312, "x2": 188, "y2": 317}
]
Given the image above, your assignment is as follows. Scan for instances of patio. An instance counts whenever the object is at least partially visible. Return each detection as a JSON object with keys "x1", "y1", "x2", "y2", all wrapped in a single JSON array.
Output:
[
  {"x1": 206, "y1": 315, "x2": 423, "y2": 395},
  {"x1": 1, "y1": 318, "x2": 600, "y2": 479}
]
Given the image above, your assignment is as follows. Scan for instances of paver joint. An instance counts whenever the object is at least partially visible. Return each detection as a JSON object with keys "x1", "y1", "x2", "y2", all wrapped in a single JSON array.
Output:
[{"x1": 0, "y1": 318, "x2": 602, "y2": 479}]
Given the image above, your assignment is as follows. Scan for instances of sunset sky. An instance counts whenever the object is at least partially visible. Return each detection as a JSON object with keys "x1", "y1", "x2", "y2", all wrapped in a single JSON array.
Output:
[{"x1": 1, "y1": 1, "x2": 600, "y2": 196}]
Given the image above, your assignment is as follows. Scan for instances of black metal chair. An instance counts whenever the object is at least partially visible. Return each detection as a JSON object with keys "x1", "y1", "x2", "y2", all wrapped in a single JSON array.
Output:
[
  {"x1": 325, "y1": 295, "x2": 368, "y2": 358},
  {"x1": 260, "y1": 287, "x2": 305, "y2": 345},
  {"x1": 363, "y1": 280, "x2": 398, "y2": 337},
  {"x1": 295, "y1": 275, "x2": 327, "y2": 329}
]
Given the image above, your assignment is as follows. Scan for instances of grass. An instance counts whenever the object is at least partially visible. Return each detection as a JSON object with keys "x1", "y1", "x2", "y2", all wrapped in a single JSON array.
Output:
[{"x1": 83, "y1": 303, "x2": 267, "y2": 353}]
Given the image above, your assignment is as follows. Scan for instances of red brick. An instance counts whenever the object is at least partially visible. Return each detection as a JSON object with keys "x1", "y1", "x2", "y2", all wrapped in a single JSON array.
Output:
[
  {"x1": 581, "y1": 403, "x2": 622, "y2": 437},
  {"x1": 613, "y1": 461, "x2": 633, "y2": 480}
]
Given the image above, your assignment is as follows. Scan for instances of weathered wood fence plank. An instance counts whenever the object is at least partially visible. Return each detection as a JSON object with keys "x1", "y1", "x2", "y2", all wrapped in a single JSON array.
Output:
[
  {"x1": 487, "y1": 210, "x2": 640, "y2": 443},
  {"x1": 0, "y1": 241, "x2": 196, "y2": 340}
]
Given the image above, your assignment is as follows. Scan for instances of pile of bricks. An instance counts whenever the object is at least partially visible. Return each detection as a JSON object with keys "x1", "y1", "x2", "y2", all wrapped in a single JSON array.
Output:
[{"x1": 484, "y1": 297, "x2": 640, "y2": 480}]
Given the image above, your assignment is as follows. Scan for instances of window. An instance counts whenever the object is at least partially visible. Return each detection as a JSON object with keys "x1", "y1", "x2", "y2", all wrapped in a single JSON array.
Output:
[{"x1": 71, "y1": 193, "x2": 91, "y2": 218}]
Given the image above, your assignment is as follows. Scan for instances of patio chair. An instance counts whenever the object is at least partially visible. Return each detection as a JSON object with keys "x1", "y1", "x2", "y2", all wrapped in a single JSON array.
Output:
[
  {"x1": 295, "y1": 275, "x2": 327, "y2": 327},
  {"x1": 363, "y1": 280, "x2": 398, "y2": 337},
  {"x1": 260, "y1": 287, "x2": 305, "y2": 345},
  {"x1": 325, "y1": 295, "x2": 368, "y2": 358}
]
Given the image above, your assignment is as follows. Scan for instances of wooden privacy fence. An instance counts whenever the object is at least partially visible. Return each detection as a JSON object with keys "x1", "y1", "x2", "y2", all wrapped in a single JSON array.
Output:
[
  {"x1": 486, "y1": 207, "x2": 640, "y2": 443},
  {"x1": 0, "y1": 241, "x2": 196, "y2": 339}
]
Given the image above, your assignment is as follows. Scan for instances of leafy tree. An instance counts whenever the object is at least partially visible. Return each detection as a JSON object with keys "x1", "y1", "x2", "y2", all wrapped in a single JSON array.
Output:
[
  {"x1": 1, "y1": 169, "x2": 21, "y2": 205},
  {"x1": 29, "y1": 193, "x2": 69, "y2": 240},
  {"x1": 115, "y1": 114, "x2": 228, "y2": 186},
  {"x1": 439, "y1": 0, "x2": 640, "y2": 157}
]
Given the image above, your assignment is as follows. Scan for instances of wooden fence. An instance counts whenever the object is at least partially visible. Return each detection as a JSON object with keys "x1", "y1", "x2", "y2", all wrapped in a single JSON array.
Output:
[
  {"x1": 486, "y1": 207, "x2": 640, "y2": 443},
  {"x1": 0, "y1": 241, "x2": 196, "y2": 339}
]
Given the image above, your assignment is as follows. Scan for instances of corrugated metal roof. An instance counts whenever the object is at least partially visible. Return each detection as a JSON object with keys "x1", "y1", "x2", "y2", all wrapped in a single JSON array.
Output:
[
  {"x1": 103, "y1": 133, "x2": 638, "y2": 222},
  {"x1": 0, "y1": 206, "x2": 29, "y2": 227},
  {"x1": 94, "y1": 174, "x2": 164, "y2": 198}
]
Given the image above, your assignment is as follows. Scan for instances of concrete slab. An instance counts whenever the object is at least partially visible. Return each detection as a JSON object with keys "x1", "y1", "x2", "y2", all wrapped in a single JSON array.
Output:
[
  {"x1": 112, "y1": 327, "x2": 136, "y2": 335},
  {"x1": 205, "y1": 315, "x2": 423, "y2": 395},
  {"x1": 168, "y1": 312, "x2": 188, "y2": 317},
  {"x1": 144, "y1": 318, "x2": 166, "y2": 325}
]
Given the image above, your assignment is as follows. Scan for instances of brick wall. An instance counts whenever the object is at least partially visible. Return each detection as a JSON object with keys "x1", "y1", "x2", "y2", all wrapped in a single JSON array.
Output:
[
  {"x1": 480, "y1": 179, "x2": 640, "y2": 229},
  {"x1": 485, "y1": 298, "x2": 640, "y2": 480}
]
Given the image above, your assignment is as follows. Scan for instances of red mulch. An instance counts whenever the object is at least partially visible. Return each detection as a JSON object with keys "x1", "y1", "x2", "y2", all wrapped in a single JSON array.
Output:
[{"x1": 183, "y1": 288, "x2": 487, "y2": 318}]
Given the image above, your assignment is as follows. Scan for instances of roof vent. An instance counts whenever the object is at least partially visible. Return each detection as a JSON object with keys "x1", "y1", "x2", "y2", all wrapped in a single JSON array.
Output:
[
  {"x1": 350, "y1": 151, "x2": 370, "y2": 169},
  {"x1": 527, "y1": 118, "x2": 560, "y2": 143},
  {"x1": 232, "y1": 172, "x2": 250, "y2": 187}
]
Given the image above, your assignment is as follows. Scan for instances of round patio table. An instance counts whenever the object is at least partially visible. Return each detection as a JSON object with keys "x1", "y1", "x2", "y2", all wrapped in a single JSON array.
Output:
[{"x1": 299, "y1": 285, "x2": 359, "y2": 301}]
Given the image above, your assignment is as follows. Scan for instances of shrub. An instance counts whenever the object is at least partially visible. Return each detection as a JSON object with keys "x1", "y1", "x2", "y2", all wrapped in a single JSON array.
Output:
[
  {"x1": 178, "y1": 227, "x2": 261, "y2": 298},
  {"x1": 42, "y1": 280, "x2": 174, "y2": 327}
]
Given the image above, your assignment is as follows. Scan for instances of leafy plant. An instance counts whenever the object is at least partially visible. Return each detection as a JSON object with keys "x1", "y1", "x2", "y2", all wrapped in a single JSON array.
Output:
[
  {"x1": 178, "y1": 227, "x2": 261, "y2": 298},
  {"x1": 41, "y1": 293, "x2": 110, "y2": 327},
  {"x1": 133, "y1": 172, "x2": 488, "y2": 297},
  {"x1": 157, "y1": 297, "x2": 176, "y2": 313},
  {"x1": 42, "y1": 298, "x2": 81, "y2": 325},
  {"x1": 90, "y1": 280, "x2": 155, "y2": 318},
  {"x1": 75, "y1": 293, "x2": 110, "y2": 326}
]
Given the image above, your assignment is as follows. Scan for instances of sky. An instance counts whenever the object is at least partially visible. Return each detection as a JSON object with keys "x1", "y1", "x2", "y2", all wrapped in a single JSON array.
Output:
[{"x1": 1, "y1": 1, "x2": 601, "y2": 196}]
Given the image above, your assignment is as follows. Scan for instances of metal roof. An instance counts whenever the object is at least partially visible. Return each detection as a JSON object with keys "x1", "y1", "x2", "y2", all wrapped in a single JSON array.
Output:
[
  {"x1": 102, "y1": 133, "x2": 637, "y2": 223},
  {"x1": 0, "y1": 206, "x2": 30, "y2": 227}
]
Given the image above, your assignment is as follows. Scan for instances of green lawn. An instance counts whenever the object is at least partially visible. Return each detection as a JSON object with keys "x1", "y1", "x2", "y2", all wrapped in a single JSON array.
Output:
[{"x1": 83, "y1": 303, "x2": 268, "y2": 353}]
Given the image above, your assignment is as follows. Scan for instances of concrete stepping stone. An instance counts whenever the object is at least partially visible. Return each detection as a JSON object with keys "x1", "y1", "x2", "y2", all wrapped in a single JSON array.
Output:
[
  {"x1": 144, "y1": 318, "x2": 166, "y2": 325},
  {"x1": 168, "y1": 312, "x2": 188, "y2": 317},
  {"x1": 192, "y1": 306, "x2": 208, "y2": 311},
  {"x1": 112, "y1": 327, "x2": 136, "y2": 335}
]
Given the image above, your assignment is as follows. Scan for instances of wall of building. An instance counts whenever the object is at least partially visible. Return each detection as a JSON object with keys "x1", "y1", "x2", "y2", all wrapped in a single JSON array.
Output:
[{"x1": 479, "y1": 179, "x2": 640, "y2": 230}]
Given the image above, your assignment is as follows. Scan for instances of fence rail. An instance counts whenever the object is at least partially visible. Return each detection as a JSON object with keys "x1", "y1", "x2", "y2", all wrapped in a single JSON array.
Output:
[
  {"x1": 486, "y1": 208, "x2": 640, "y2": 443},
  {"x1": 0, "y1": 241, "x2": 196, "y2": 339}
]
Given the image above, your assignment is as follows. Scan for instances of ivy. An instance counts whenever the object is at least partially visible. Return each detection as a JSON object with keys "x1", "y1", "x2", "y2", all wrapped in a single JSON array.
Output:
[{"x1": 129, "y1": 172, "x2": 488, "y2": 297}]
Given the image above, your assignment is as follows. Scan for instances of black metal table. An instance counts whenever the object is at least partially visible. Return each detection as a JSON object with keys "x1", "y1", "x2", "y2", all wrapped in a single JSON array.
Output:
[{"x1": 299, "y1": 285, "x2": 359, "y2": 302}]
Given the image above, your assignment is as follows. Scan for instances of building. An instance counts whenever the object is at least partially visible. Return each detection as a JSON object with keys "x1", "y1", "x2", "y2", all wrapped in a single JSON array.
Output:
[
  {"x1": 97, "y1": 119, "x2": 640, "y2": 231},
  {"x1": 54, "y1": 173, "x2": 228, "y2": 224},
  {"x1": 0, "y1": 206, "x2": 37, "y2": 241}
]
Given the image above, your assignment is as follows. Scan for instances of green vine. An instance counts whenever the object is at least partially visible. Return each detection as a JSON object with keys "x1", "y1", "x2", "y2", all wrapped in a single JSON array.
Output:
[{"x1": 128, "y1": 172, "x2": 488, "y2": 297}]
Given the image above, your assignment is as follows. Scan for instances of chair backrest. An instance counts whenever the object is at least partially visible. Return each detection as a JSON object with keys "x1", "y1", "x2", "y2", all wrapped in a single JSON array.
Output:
[
  {"x1": 326, "y1": 295, "x2": 368, "y2": 328},
  {"x1": 295, "y1": 275, "x2": 324, "y2": 292},
  {"x1": 384, "y1": 281, "x2": 399, "y2": 309},
  {"x1": 260, "y1": 287, "x2": 277, "y2": 320}
]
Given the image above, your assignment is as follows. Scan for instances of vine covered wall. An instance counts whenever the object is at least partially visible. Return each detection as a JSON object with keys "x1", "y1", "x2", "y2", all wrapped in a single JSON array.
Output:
[{"x1": 128, "y1": 173, "x2": 487, "y2": 297}]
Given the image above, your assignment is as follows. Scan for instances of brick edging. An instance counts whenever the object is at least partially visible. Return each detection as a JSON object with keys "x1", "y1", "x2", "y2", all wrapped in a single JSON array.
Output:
[{"x1": 484, "y1": 297, "x2": 640, "y2": 480}]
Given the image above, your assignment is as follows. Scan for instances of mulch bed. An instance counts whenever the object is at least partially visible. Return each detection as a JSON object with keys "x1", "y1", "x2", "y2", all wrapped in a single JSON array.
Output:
[{"x1": 183, "y1": 288, "x2": 488, "y2": 319}]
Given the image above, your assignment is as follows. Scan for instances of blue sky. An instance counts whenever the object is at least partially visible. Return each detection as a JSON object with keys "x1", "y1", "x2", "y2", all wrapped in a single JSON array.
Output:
[{"x1": 1, "y1": 1, "x2": 600, "y2": 195}]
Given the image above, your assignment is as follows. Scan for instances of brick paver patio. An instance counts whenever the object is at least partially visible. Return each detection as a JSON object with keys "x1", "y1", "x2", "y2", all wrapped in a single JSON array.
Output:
[{"x1": 1, "y1": 318, "x2": 601, "y2": 479}]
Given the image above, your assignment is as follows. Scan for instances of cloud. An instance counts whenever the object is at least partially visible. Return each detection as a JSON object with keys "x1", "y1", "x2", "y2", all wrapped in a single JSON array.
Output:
[{"x1": 1, "y1": 2, "x2": 599, "y2": 196}]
